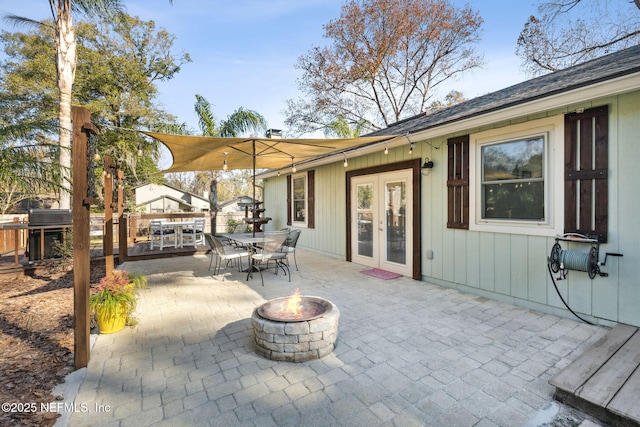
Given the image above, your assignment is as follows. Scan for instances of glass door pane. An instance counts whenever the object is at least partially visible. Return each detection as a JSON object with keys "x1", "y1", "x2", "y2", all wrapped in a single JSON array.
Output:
[
  {"x1": 356, "y1": 183, "x2": 374, "y2": 257},
  {"x1": 385, "y1": 180, "x2": 406, "y2": 264}
]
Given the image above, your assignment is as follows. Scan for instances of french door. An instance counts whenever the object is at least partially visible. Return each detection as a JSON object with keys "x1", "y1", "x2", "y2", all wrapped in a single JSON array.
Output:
[{"x1": 350, "y1": 169, "x2": 413, "y2": 277}]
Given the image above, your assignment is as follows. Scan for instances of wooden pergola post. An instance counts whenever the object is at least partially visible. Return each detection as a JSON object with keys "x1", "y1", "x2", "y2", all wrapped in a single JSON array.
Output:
[
  {"x1": 103, "y1": 156, "x2": 115, "y2": 276},
  {"x1": 72, "y1": 106, "x2": 99, "y2": 369},
  {"x1": 117, "y1": 169, "x2": 127, "y2": 264}
]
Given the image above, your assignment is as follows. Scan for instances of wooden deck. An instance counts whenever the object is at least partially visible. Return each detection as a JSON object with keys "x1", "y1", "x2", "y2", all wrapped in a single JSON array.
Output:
[
  {"x1": 0, "y1": 241, "x2": 210, "y2": 276},
  {"x1": 125, "y1": 241, "x2": 209, "y2": 261},
  {"x1": 550, "y1": 323, "x2": 640, "y2": 427}
]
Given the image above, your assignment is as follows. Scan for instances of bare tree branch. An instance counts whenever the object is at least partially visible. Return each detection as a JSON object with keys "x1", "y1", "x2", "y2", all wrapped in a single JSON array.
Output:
[
  {"x1": 285, "y1": 0, "x2": 483, "y2": 135},
  {"x1": 517, "y1": 0, "x2": 640, "y2": 76}
]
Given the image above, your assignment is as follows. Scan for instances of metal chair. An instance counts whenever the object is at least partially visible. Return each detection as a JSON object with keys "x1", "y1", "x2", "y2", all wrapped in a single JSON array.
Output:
[
  {"x1": 150, "y1": 220, "x2": 175, "y2": 250},
  {"x1": 246, "y1": 230, "x2": 290, "y2": 286},
  {"x1": 205, "y1": 234, "x2": 249, "y2": 280},
  {"x1": 278, "y1": 229, "x2": 301, "y2": 271},
  {"x1": 181, "y1": 218, "x2": 205, "y2": 247}
]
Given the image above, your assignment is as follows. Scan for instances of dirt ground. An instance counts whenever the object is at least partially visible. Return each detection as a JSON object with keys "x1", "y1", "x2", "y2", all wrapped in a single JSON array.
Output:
[{"x1": 0, "y1": 260, "x2": 105, "y2": 427}]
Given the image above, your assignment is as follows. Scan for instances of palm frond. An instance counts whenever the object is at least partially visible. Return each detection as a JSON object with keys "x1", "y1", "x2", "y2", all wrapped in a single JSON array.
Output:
[
  {"x1": 219, "y1": 107, "x2": 267, "y2": 138},
  {"x1": 0, "y1": 142, "x2": 66, "y2": 194},
  {"x1": 73, "y1": 0, "x2": 126, "y2": 20},
  {"x1": 323, "y1": 115, "x2": 369, "y2": 138},
  {"x1": 1, "y1": 14, "x2": 53, "y2": 30},
  {"x1": 194, "y1": 94, "x2": 218, "y2": 137}
]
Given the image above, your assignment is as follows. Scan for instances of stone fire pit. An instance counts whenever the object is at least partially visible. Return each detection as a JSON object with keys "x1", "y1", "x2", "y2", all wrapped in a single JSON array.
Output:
[{"x1": 251, "y1": 294, "x2": 339, "y2": 362}]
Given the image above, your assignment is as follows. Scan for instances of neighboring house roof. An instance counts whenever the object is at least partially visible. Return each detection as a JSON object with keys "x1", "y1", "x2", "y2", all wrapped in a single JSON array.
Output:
[
  {"x1": 138, "y1": 194, "x2": 195, "y2": 209},
  {"x1": 368, "y1": 45, "x2": 640, "y2": 137},
  {"x1": 218, "y1": 196, "x2": 257, "y2": 209},
  {"x1": 133, "y1": 183, "x2": 209, "y2": 203}
]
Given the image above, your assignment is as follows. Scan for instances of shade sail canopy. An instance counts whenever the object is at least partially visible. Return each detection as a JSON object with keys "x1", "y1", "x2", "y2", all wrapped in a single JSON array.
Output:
[{"x1": 141, "y1": 131, "x2": 398, "y2": 173}]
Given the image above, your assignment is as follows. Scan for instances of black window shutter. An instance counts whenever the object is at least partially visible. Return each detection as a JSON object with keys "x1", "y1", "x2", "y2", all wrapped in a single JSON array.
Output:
[
  {"x1": 447, "y1": 135, "x2": 470, "y2": 229},
  {"x1": 564, "y1": 106, "x2": 608, "y2": 242},
  {"x1": 307, "y1": 170, "x2": 315, "y2": 229},
  {"x1": 286, "y1": 175, "x2": 292, "y2": 226}
]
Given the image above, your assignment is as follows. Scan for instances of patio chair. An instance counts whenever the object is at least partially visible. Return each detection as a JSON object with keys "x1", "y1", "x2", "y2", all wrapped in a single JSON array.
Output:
[
  {"x1": 150, "y1": 220, "x2": 175, "y2": 250},
  {"x1": 205, "y1": 234, "x2": 249, "y2": 280},
  {"x1": 181, "y1": 218, "x2": 205, "y2": 247},
  {"x1": 246, "y1": 230, "x2": 290, "y2": 286},
  {"x1": 278, "y1": 229, "x2": 301, "y2": 271}
]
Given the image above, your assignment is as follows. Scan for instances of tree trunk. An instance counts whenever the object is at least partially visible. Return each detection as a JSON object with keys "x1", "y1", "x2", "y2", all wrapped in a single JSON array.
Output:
[{"x1": 56, "y1": 4, "x2": 76, "y2": 209}]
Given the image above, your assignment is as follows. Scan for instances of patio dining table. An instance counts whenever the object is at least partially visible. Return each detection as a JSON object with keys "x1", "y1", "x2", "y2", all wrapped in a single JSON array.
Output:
[{"x1": 219, "y1": 232, "x2": 265, "y2": 248}]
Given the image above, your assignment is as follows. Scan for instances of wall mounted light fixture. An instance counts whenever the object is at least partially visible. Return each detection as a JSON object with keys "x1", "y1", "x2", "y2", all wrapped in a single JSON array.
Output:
[{"x1": 421, "y1": 157, "x2": 434, "y2": 175}]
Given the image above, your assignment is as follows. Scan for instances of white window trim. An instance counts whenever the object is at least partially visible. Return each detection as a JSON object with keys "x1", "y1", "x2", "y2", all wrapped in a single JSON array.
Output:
[
  {"x1": 469, "y1": 115, "x2": 564, "y2": 237},
  {"x1": 291, "y1": 172, "x2": 308, "y2": 227}
]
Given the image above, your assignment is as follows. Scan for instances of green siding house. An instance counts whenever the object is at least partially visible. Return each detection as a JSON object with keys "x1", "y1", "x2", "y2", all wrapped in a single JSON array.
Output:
[{"x1": 261, "y1": 45, "x2": 640, "y2": 328}]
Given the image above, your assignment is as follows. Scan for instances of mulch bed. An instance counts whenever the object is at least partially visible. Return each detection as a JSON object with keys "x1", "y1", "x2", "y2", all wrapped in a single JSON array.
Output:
[{"x1": 0, "y1": 259, "x2": 105, "y2": 427}]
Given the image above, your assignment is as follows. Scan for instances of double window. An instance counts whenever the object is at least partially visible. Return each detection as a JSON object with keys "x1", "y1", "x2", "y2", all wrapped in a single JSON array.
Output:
[{"x1": 472, "y1": 118, "x2": 561, "y2": 235}]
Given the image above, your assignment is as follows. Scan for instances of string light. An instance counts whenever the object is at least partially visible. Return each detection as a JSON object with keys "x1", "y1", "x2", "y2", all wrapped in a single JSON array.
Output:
[
  {"x1": 343, "y1": 153, "x2": 348, "y2": 168},
  {"x1": 291, "y1": 157, "x2": 296, "y2": 173},
  {"x1": 137, "y1": 144, "x2": 143, "y2": 157},
  {"x1": 409, "y1": 143, "x2": 414, "y2": 155},
  {"x1": 223, "y1": 152, "x2": 228, "y2": 171},
  {"x1": 384, "y1": 144, "x2": 388, "y2": 155}
]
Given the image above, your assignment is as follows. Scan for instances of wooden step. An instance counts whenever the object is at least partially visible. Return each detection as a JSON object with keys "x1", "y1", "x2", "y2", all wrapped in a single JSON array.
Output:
[
  {"x1": 550, "y1": 323, "x2": 640, "y2": 426},
  {"x1": 609, "y1": 364, "x2": 640, "y2": 422}
]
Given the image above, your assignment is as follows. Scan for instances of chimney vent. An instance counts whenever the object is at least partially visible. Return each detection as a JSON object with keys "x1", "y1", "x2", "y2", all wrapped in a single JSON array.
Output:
[{"x1": 266, "y1": 129, "x2": 282, "y2": 139}]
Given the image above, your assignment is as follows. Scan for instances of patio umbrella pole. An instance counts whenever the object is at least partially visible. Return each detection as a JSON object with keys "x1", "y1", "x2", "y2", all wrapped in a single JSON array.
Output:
[{"x1": 253, "y1": 139, "x2": 256, "y2": 237}]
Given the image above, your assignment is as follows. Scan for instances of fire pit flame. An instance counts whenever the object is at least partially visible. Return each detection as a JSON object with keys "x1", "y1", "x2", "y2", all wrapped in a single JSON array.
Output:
[
  {"x1": 279, "y1": 288, "x2": 302, "y2": 319},
  {"x1": 256, "y1": 292, "x2": 332, "y2": 322}
]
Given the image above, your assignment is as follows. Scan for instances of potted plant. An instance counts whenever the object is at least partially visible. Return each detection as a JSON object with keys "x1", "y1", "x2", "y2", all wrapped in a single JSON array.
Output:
[{"x1": 90, "y1": 270, "x2": 146, "y2": 334}]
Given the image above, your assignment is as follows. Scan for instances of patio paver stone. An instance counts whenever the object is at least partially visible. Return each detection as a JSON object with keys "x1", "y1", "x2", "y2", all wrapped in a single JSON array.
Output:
[{"x1": 60, "y1": 249, "x2": 607, "y2": 427}]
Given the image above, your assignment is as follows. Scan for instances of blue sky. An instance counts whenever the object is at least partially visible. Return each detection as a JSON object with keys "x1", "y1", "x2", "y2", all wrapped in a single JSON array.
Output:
[{"x1": 2, "y1": 0, "x2": 538, "y2": 135}]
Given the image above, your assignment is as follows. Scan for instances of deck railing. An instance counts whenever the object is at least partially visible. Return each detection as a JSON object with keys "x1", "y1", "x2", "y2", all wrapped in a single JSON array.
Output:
[
  {"x1": 1, "y1": 211, "x2": 251, "y2": 267},
  {"x1": 0, "y1": 218, "x2": 106, "y2": 265}
]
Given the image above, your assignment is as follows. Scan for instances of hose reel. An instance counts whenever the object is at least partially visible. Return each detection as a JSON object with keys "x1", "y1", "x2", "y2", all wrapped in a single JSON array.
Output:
[{"x1": 548, "y1": 234, "x2": 623, "y2": 280}]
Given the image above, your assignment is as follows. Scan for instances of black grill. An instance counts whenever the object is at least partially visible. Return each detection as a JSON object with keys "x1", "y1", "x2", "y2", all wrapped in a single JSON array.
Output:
[
  {"x1": 28, "y1": 209, "x2": 72, "y2": 226},
  {"x1": 28, "y1": 209, "x2": 72, "y2": 261}
]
